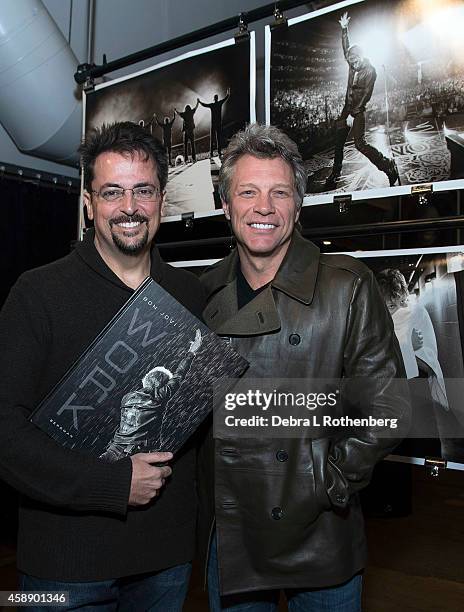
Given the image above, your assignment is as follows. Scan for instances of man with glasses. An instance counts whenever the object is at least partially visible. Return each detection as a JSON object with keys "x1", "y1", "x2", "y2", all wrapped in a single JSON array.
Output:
[{"x1": 0, "y1": 121, "x2": 205, "y2": 610}]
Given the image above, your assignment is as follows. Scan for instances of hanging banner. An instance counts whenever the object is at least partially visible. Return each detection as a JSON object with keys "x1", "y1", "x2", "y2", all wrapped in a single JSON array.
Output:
[
  {"x1": 266, "y1": 0, "x2": 464, "y2": 206},
  {"x1": 83, "y1": 35, "x2": 256, "y2": 222}
]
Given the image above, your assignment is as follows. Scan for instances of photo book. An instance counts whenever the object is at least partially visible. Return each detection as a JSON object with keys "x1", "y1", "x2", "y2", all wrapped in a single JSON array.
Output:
[{"x1": 31, "y1": 277, "x2": 248, "y2": 461}]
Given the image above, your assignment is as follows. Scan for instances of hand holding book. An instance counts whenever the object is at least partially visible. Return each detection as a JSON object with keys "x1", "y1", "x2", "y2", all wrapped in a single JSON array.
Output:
[{"x1": 129, "y1": 451, "x2": 173, "y2": 506}]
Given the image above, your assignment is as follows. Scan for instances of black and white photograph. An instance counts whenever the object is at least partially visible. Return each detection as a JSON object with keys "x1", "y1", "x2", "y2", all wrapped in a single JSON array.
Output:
[
  {"x1": 354, "y1": 246, "x2": 464, "y2": 465},
  {"x1": 84, "y1": 35, "x2": 255, "y2": 220},
  {"x1": 174, "y1": 248, "x2": 464, "y2": 466},
  {"x1": 266, "y1": 0, "x2": 464, "y2": 205}
]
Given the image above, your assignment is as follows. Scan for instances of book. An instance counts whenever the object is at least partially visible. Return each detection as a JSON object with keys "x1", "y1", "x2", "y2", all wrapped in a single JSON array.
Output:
[{"x1": 31, "y1": 277, "x2": 247, "y2": 461}]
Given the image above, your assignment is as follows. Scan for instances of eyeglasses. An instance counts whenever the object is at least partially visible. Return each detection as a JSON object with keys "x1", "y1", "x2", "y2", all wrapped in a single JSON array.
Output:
[{"x1": 91, "y1": 185, "x2": 161, "y2": 202}]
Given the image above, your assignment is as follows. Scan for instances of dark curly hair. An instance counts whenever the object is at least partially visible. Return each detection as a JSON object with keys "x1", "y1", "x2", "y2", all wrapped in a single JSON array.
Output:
[
  {"x1": 376, "y1": 268, "x2": 409, "y2": 302},
  {"x1": 79, "y1": 121, "x2": 168, "y2": 192}
]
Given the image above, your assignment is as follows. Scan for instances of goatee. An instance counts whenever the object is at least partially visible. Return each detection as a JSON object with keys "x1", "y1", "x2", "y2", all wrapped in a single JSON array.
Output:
[{"x1": 110, "y1": 215, "x2": 149, "y2": 256}]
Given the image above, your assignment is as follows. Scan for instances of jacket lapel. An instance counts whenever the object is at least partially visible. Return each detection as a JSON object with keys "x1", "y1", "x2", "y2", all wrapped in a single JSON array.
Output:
[
  {"x1": 203, "y1": 283, "x2": 281, "y2": 336},
  {"x1": 202, "y1": 231, "x2": 321, "y2": 335}
]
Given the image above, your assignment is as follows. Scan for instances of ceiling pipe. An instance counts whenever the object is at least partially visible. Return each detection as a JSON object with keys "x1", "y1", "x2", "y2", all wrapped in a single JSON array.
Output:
[
  {"x1": 86, "y1": 0, "x2": 94, "y2": 65},
  {"x1": 0, "y1": 0, "x2": 81, "y2": 166}
]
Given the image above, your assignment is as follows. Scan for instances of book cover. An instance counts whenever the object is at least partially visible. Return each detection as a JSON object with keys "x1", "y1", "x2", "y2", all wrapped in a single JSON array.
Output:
[{"x1": 31, "y1": 277, "x2": 247, "y2": 461}]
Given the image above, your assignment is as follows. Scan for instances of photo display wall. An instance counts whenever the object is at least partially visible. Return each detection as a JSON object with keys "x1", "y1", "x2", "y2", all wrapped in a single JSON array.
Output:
[
  {"x1": 80, "y1": 0, "x2": 464, "y2": 467},
  {"x1": 83, "y1": 35, "x2": 256, "y2": 222},
  {"x1": 266, "y1": 0, "x2": 464, "y2": 206}
]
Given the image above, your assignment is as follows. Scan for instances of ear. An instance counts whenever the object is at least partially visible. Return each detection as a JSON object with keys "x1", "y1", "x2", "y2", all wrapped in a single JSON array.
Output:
[
  {"x1": 222, "y1": 200, "x2": 230, "y2": 220},
  {"x1": 83, "y1": 190, "x2": 94, "y2": 221}
]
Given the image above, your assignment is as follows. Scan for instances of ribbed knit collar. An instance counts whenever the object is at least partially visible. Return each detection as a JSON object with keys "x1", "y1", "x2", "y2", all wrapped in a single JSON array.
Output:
[{"x1": 75, "y1": 228, "x2": 164, "y2": 291}]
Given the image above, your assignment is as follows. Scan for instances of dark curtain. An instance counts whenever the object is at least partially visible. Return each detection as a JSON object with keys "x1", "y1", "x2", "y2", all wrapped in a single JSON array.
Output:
[
  {"x1": 0, "y1": 178, "x2": 78, "y2": 307},
  {"x1": 0, "y1": 177, "x2": 78, "y2": 549}
]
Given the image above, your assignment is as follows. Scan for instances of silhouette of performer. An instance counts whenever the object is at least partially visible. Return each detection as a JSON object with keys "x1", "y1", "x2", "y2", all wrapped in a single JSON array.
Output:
[
  {"x1": 198, "y1": 89, "x2": 230, "y2": 157},
  {"x1": 100, "y1": 329, "x2": 203, "y2": 462},
  {"x1": 155, "y1": 112, "x2": 176, "y2": 166},
  {"x1": 175, "y1": 101, "x2": 199, "y2": 164},
  {"x1": 138, "y1": 118, "x2": 154, "y2": 136},
  {"x1": 326, "y1": 12, "x2": 398, "y2": 189}
]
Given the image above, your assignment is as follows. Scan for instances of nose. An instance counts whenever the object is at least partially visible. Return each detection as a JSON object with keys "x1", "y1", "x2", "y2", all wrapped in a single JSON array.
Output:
[
  {"x1": 253, "y1": 192, "x2": 275, "y2": 215},
  {"x1": 120, "y1": 190, "x2": 138, "y2": 214}
]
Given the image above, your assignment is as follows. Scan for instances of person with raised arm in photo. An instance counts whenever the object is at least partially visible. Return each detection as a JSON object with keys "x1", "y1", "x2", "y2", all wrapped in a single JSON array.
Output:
[
  {"x1": 154, "y1": 111, "x2": 176, "y2": 166},
  {"x1": 325, "y1": 11, "x2": 399, "y2": 189},
  {"x1": 175, "y1": 100, "x2": 200, "y2": 164},
  {"x1": 198, "y1": 89, "x2": 231, "y2": 157},
  {"x1": 101, "y1": 329, "x2": 202, "y2": 462}
]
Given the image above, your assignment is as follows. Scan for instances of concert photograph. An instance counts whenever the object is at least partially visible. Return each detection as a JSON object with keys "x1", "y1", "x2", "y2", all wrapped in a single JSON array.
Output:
[
  {"x1": 356, "y1": 246, "x2": 464, "y2": 464},
  {"x1": 85, "y1": 36, "x2": 255, "y2": 220},
  {"x1": 267, "y1": 0, "x2": 464, "y2": 204}
]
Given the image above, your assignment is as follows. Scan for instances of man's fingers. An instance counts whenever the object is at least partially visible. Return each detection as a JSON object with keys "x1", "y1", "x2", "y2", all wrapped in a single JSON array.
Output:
[
  {"x1": 129, "y1": 453, "x2": 174, "y2": 506},
  {"x1": 159, "y1": 465, "x2": 172, "y2": 479},
  {"x1": 135, "y1": 451, "x2": 173, "y2": 464}
]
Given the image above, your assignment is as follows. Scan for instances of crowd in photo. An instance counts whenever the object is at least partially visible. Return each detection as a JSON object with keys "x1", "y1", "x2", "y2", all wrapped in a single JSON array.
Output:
[{"x1": 272, "y1": 73, "x2": 464, "y2": 156}]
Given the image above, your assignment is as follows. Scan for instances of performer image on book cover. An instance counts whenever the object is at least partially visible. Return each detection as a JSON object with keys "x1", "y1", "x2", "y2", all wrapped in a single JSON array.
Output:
[{"x1": 100, "y1": 329, "x2": 202, "y2": 461}]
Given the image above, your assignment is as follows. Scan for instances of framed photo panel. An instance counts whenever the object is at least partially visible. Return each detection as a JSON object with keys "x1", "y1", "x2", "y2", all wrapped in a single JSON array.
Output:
[
  {"x1": 83, "y1": 35, "x2": 256, "y2": 222},
  {"x1": 266, "y1": 0, "x2": 464, "y2": 206}
]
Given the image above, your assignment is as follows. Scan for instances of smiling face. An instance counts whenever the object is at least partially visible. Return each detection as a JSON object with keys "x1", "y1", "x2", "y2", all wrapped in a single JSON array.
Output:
[
  {"x1": 83, "y1": 151, "x2": 163, "y2": 262},
  {"x1": 223, "y1": 154, "x2": 299, "y2": 265}
]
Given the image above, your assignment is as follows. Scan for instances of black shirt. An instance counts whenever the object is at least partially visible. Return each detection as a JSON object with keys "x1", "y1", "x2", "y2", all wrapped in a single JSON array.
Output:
[{"x1": 236, "y1": 266, "x2": 269, "y2": 310}]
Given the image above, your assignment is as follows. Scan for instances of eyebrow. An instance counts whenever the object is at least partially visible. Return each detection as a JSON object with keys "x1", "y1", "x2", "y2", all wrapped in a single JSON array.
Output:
[
  {"x1": 237, "y1": 182, "x2": 293, "y2": 189},
  {"x1": 99, "y1": 181, "x2": 157, "y2": 188}
]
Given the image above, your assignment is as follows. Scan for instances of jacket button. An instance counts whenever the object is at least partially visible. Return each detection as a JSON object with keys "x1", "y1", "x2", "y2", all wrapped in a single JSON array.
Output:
[
  {"x1": 271, "y1": 506, "x2": 284, "y2": 520},
  {"x1": 289, "y1": 333, "x2": 301, "y2": 346},
  {"x1": 276, "y1": 450, "x2": 288, "y2": 462},
  {"x1": 336, "y1": 494, "x2": 346, "y2": 504}
]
